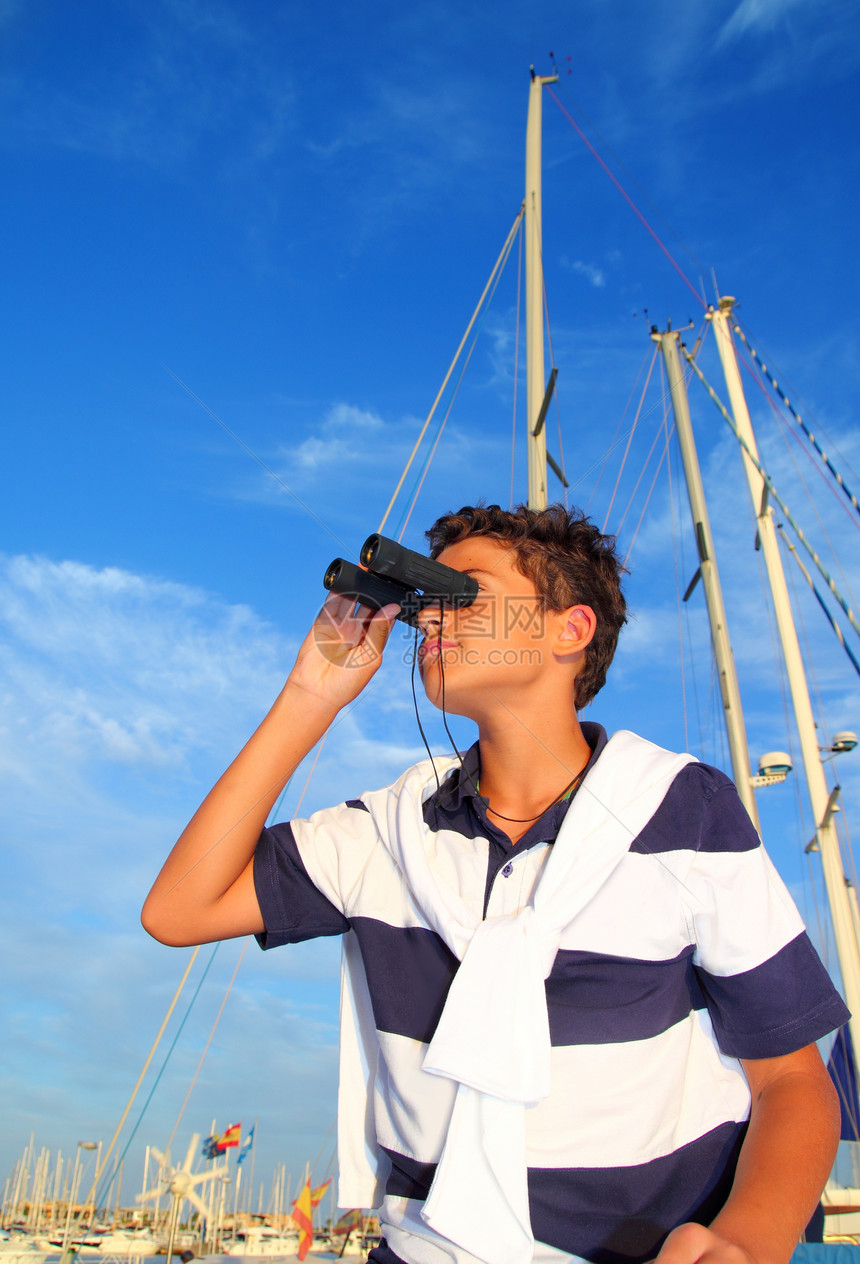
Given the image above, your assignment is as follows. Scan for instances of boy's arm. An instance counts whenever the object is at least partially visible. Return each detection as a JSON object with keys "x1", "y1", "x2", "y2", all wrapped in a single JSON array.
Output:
[
  {"x1": 655, "y1": 1042, "x2": 840, "y2": 1264},
  {"x1": 141, "y1": 595, "x2": 399, "y2": 947}
]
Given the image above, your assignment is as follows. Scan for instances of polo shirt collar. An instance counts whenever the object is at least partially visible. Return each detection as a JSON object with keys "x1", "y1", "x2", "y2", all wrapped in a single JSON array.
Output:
[{"x1": 436, "y1": 722, "x2": 610, "y2": 816}]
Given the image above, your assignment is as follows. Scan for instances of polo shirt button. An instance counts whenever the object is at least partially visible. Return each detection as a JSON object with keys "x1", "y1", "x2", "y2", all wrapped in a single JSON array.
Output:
[{"x1": 502, "y1": 862, "x2": 513, "y2": 877}]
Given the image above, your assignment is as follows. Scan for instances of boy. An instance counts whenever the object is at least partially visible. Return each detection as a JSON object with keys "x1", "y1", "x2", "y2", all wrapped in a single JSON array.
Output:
[{"x1": 143, "y1": 503, "x2": 846, "y2": 1264}]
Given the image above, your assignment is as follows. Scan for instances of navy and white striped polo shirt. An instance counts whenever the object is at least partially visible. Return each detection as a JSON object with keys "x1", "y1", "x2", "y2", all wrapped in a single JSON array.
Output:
[{"x1": 254, "y1": 722, "x2": 848, "y2": 1264}]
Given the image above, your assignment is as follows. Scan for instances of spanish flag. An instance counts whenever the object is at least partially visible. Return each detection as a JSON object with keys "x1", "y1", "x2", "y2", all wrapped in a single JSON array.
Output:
[
  {"x1": 292, "y1": 1179, "x2": 313, "y2": 1262},
  {"x1": 332, "y1": 1208, "x2": 363, "y2": 1234},
  {"x1": 217, "y1": 1122, "x2": 241, "y2": 1150},
  {"x1": 310, "y1": 1179, "x2": 331, "y2": 1207}
]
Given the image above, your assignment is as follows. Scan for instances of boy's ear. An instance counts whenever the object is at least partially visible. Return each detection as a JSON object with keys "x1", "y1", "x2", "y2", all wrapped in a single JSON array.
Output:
[{"x1": 555, "y1": 605, "x2": 597, "y2": 655}]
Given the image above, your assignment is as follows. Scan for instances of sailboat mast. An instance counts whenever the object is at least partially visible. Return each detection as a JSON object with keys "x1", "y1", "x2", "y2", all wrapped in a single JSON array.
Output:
[
  {"x1": 709, "y1": 298, "x2": 860, "y2": 1063},
  {"x1": 652, "y1": 327, "x2": 761, "y2": 831},
  {"x1": 524, "y1": 69, "x2": 556, "y2": 510}
]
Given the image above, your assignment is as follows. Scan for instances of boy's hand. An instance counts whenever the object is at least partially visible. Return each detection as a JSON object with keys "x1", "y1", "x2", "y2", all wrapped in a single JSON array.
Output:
[
  {"x1": 286, "y1": 592, "x2": 401, "y2": 712},
  {"x1": 653, "y1": 1224, "x2": 756, "y2": 1264}
]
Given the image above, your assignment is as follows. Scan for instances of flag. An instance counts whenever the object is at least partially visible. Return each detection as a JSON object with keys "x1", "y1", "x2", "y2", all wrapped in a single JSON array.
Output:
[
  {"x1": 331, "y1": 1209, "x2": 363, "y2": 1235},
  {"x1": 292, "y1": 1178, "x2": 313, "y2": 1262},
  {"x1": 236, "y1": 1124, "x2": 255, "y2": 1167},
  {"x1": 828, "y1": 1025, "x2": 860, "y2": 1141},
  {"x1": 217, "y1": 1122, "x2": 241, "y2": 1150},
  {"x1": 310, "y1": 1179, "x2": 331, "y2": 1207},
  {"x1": 201, "y1": 1135, "x2": 220, "y2": 1161}
]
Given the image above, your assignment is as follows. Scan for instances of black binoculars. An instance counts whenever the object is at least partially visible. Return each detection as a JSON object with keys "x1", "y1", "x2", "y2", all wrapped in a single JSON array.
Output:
[{"x1": 324, "y1": 534, "x2": 479, "y2": 627}]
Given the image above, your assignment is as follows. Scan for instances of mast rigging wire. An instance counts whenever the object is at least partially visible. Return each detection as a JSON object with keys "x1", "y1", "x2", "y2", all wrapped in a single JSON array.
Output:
[
  {"x1": 586, "y1": 345, "x2": 654, "y2": 515},
  {"x1": 766, "y1": 382, "x2": 859, "y2": 611},
  {"x1": 377, "y1": 209, "x2": 524, "y2": 535},
  {"x1": 550, "y1": 83, "x2": 710, "y2": 288},
  {"x1": 731, "y1": 322, "x2": 860, "y2": 520},
  {"x1": 510, "y1": 219, "x2": 524, "y2": 509},
  {"x1": 622, "y1": 418, "x2": 676, "y2": 569},
  {"x1": 80, "y1": 946, "x2": 201, "y2": 1216},
  {"x1": 726, "y1": 326, "x2": 860, "y2": 608},
  {"x1": 90, "y1": 945, "x2": 222, "y2": 1214},
  {"x1": 601, "y1": 345, "x2": 659, "y2": 532},
  {"x1": 392, "y1": 217, "x2": 520, "y2": 542},
  {"x1": 163, "y1": 938, "x2": 249, "y2": 1158},
  {"x1": 780, "y1": 539, "x2": 859, "y2": 895},
  {"x1": 546, "y1": 88, "x2": 706, "y2": 311},
  {"x1": 682, "y1": 347, "x2": 860, "y2": 642}
]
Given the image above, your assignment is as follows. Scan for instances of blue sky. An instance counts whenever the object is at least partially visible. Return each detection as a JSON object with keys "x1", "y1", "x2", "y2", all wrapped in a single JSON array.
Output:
[{"x1": 2, "y1": 0, "x2": 860, "y2": 1212}]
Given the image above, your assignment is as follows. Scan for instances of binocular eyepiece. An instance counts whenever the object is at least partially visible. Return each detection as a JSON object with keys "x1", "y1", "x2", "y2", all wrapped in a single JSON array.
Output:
[{"x1": 324, "y1": 533, "x2": 479, "y2": 626}]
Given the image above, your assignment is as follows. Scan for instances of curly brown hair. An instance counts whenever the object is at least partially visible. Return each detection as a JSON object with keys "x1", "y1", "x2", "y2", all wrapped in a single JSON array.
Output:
[{"x1": 425, "y1": 503, "x2": 627, "y2": 709}]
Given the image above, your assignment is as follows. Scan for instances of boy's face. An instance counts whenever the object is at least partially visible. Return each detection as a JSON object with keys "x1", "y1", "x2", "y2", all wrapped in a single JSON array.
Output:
[{"x1": 417, "y1": 536, "x2": 578, "y2": 716}]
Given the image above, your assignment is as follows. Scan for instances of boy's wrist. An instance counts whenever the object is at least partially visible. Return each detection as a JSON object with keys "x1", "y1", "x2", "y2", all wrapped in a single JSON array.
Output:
[{"x1": 278, "y1": 675, "x2": 343, "y2": 722}]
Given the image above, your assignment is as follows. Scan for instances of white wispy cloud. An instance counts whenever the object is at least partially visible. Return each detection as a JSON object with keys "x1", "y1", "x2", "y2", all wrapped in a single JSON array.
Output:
[
  {"x1": 0, "y1": 551, "x2": 400, "y2": 1190},
  {"x1": 561, "y1": 258, "x2": 607, "y2": 289},
  {"x1": 0, "y1": 554, "x2": 290, "y2": 772},
  {"x1": 280, "y1": 403, "x2": 389, "y2": 477},
  {"x1": 720, "y1": 0, "x2": 809, "y2": 42}
]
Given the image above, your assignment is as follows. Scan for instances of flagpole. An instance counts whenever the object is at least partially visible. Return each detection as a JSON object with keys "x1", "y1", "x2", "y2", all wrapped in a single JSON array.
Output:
[
  {"x1": 232, "y1": 1161, "x2": 241, "y2": 1237},
  {"x1": 245, "y1": 1120, "x2": 257, "y2": 1218},
  {"x1": 205, "y1": 1119, "x2": 216, "y2": 1254}
]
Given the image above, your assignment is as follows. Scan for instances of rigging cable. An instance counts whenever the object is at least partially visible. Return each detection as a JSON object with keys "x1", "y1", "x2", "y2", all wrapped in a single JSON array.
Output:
[
  {"x1": 613, "y1": 415, "x2": 665, "y2": 541},
  {"x1": 586, "y1": 344, "x2": 654, "y2": 515},
  {"x1": 681, "y1": 347, "x2": 860, "y2": 641},
  {"x1": 782, "y1": 529, "x2": 848, "y2": 870},
  {"x1": 600, "y1": 345, "x2": 659, "y2": 533},
  {"x1": 290, "y1": 735, "x2": 328, "y2": 818},
  {"x1": 780, "y1": 536, "x2": 859, "y2": 894},
  {"x1": 163, "y1": 938, "x2": 249, "y2": 1159},
  {"x1": 759, "y1": 501, "x2": 833, "y2": 974},
  {"x1": 510, "y1": 217, "x2": 524, "y2": 509},
  {"x1": 611, "y1": 328, "x2": 692, "y2": 549},
  {"x1": 731, "y1": 321, "x2": 860, "y2": 520},
  {"x1": 727, "y1": 328, "x2": 860, "y2": 609},
  {"x1": 91, "y1": 944, "x2": 222, "y2": 1214},
  {"x1": 731, "y1": 329, "x2": 860, "y2": 539},
  {"x1": 546, "y1": 87, "x2": 706, "y2": 312},
  {"x1": 550, "y1": 82, "x2": 710, "y2": 289},
  {"x1": 394, "y1": 216, "x2": 520, "y2": 541},
  {"x1": 621, "y1": 416, "x2": 676, "y2": 570},
  {"x1": 78, "y1": 946, "x2": 201, "y2": 1217},
  {"x1": 138, "y1": 218, "x2": 525, "y2": 1168},
  {"x1": 377, "y1": 208, "x2": 524, "y2": 535},
  {"x1": 767, "y1": 387, "x2": 860, "y2": 611}
]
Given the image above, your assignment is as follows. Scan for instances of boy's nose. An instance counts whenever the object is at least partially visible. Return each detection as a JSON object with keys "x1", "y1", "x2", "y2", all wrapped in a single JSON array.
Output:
[{"x1": 417, "y1": 604, "x2": 445, "y2": 637}]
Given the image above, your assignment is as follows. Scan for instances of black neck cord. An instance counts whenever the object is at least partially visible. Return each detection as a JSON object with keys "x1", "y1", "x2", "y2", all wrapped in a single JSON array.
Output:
[
  {"x1": 411, "y1": 621, "x2": 441, "y2": 796},
  {"x1": 409, "y1": 598, "x2": 473, "y2": 803}
]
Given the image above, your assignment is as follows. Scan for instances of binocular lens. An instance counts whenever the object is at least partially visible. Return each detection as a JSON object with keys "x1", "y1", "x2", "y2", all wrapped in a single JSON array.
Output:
[
  {"x1": 360, "y1": 535, "x2": 380, "y2": 568},
  {"x1": 324, "y1": 559, "x2": 343, "y2": 589}
]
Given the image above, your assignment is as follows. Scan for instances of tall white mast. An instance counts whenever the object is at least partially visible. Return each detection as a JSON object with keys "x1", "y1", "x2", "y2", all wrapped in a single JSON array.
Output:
[
  {"x1": 525, "y1": 68, "x2": 556, "y2": 510},
  {"x1": 709, "y1": 297, "x2": 860, "y2": 1063},
  {"x1": 653, "y1": 327, "x2": 761, "y2": 831}
]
